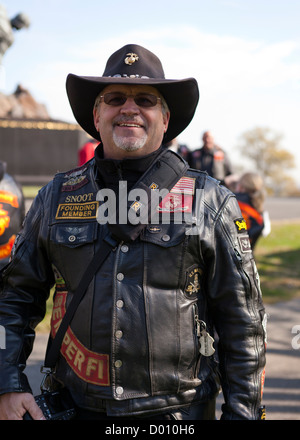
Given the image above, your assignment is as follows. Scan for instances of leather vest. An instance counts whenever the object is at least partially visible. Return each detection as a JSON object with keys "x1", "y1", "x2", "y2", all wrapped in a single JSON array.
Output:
[{"x1": 48, "y1": 161, "x2": 219, "y2": 414}]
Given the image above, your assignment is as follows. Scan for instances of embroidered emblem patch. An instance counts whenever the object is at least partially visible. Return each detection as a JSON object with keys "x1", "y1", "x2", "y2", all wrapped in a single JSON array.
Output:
[
  {"x1": 234, "y1": 218, "x2": 247, "y2": 233},
  {"x1": 61, "y1": 175, "x2": 89, "y2": 192},
  {"x1": 238, "y1": 235, "x2": 252, "y2": 253},
  {"x1": 157, "y1": 194, "x2": 193, "y2": 213},
  {"x1": 185, "y1": 266, "x2": 202, "y2": 297}
]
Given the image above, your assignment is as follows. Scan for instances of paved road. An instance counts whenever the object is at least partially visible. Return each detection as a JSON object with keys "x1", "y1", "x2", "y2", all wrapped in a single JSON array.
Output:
[
  {"x1": 264, "y1": 197, "x2": 300, "y2": 222},
  {"x1": 216, "y1": 297, "x2": 300, "y2": 420},
  {"x1": 25, "y1": 297, "x2": 300, "y2": 420}
]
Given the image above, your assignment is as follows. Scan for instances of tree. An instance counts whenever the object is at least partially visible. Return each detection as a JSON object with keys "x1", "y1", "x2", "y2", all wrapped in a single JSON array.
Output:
[{"x1": 236, "y1": 127, "x2": 296, "y2": 196}]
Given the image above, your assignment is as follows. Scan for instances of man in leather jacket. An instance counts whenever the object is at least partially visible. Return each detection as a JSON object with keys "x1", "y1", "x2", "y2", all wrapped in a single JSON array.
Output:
[
  {"x1": 188, "y1": 131, "x2": 233, "y2": 185},
  {"x1": 0, "y1": 44, "x2": 266, "y2": 420},
  {"x1": 0, "y1": 161, "x2": 25, "y2": 270}
]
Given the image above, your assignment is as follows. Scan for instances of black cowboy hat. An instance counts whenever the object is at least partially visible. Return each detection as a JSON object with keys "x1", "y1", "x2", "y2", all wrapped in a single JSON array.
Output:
[{"x1": 66, "y1": 44, "x2": 199, "y2": 144}]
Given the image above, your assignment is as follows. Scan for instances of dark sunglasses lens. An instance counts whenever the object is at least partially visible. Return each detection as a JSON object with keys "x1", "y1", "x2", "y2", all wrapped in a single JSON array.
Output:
[
  {"x1": 135, "y1": 94, "x2": 158, "y2": 107},
  {"x1": 103, "y1": 93, "x2": 158, "y2": 107},
  {"x1": 103, "y1": 93, "x2": 127, "y2": 106}
]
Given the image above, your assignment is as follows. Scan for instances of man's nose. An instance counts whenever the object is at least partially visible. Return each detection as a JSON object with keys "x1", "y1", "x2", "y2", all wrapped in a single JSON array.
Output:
[{"x1": 120, "y1": 97, "x2": 140, "y2": 114}]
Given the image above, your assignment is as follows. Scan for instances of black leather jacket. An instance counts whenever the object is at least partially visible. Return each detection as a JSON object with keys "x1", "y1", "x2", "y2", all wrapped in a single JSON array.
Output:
[
  {"x1": 0, "y1": 151, "x2": 266, "y2": 419},
  {"x1": 0, "y1": 165, "x2": 25, "y2": 269}
]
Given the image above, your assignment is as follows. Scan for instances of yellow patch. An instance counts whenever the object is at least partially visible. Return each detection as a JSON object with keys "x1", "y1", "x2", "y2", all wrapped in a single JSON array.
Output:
[{"x1": 55, "y1": 201, "x2": 98, "y2": 219}]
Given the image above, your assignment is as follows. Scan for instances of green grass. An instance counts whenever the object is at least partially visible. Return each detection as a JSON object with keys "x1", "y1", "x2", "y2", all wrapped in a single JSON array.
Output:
[
  {"x1": 22, "y1": 185, "x2": 42, "y2": 199},
  {"x1": 255, "y1": 221, "x2": 300, "y2": 303}
]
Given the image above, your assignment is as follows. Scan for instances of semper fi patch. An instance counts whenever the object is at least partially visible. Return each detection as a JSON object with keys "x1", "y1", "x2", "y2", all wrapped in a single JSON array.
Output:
[
  {"x1": 157, "y1": 177, "x2": 195, "y2": 213},
  {"x1": 51, "y1": 280, "x2": 110, "y2": 386}
]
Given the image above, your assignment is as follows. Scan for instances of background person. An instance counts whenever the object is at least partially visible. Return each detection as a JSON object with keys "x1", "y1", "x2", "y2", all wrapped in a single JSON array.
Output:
[
  {"x1": 188, "y1": 131, "x2": 233, "y2": 185},
  {"x1": 0, "y1": 161, "x2": 25, "y2": 269},
  {"x1": 163, "y1": 137, "x2": 190, "y2": 162},
  {"x1": 78, "y1": 138, "x2": 98, "y2": 166},
  {"x1": 235, "y1": 172, "x2": 267, "y2": 249}
]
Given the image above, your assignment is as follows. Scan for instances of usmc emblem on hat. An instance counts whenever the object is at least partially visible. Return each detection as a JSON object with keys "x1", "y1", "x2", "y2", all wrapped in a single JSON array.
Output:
[{"x1": 124, "y1": 53, "x2": 139, "y2": 65}]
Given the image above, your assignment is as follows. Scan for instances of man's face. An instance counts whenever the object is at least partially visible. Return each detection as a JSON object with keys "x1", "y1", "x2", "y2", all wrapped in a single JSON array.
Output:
[
  {"x1": 93, "y1": 84, "x2": 170, "y2": 160},
  {"x1": 202, "y1": 132, "x2": 214, "y2": 150}
]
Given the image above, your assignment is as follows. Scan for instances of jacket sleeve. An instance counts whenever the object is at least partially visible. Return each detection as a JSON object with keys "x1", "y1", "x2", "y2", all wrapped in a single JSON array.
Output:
[
  {"x1": 203, "y1": 184, "x2": 266, "y2": 419},
  {"x1": 0, "y1": 184, "x2": 55, "y2": 395}
]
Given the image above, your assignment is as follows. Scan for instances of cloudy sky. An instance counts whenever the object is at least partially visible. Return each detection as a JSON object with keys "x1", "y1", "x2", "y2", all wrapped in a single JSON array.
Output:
[{"x1": 2, "y1": 0, "x2": 300, "y2": 184}]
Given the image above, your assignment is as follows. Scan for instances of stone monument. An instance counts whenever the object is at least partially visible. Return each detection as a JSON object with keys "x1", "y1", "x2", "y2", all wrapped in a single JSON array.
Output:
[
  {"x1": 0, "y1": 4, "x2": 30, "y2": 64},
  {"x1": 0, "y1": 5, "x2": 89, "y2": 185}
]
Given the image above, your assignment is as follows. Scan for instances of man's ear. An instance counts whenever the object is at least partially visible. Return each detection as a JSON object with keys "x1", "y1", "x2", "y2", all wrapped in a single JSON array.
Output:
[
  {"x1": 163, "y1": 111, "x2": 170, "y2": 133},
  {"x1": 93, "y1": 108, "x2": 100, "y2": 131}
]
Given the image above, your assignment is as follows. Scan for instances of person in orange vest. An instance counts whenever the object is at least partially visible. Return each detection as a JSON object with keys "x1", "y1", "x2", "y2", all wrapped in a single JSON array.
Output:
[
  {"x1": 0, "y1": 162, "x2": 25, "y2": 269},
  {"x1": 234, "y1": 172, "x2": 266, "y2": 249}
]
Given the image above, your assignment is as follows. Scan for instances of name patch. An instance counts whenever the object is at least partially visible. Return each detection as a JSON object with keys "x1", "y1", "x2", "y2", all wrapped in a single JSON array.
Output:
[{"x1": 55, "y1": 201, "x2": 99, "y2": 219}]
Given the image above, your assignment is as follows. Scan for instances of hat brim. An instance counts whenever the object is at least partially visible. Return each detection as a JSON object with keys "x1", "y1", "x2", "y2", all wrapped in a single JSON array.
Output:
[{"x1": 66, "y1": 74, "x2": 199, "y2": 144}]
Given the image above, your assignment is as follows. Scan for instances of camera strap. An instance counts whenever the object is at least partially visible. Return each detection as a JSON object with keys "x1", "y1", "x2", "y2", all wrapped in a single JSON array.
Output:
[{"x1": 43, "y1": 149, "x2": 188, "y2": 370}]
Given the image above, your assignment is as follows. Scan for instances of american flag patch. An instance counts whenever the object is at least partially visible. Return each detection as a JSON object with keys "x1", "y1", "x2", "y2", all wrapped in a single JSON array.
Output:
[
  {"x1": 157, "y1": 177, "x2": 195, "y2": 213},
  {"x1": 170, "y1": 177, "x2": 195, "y2": 195}
]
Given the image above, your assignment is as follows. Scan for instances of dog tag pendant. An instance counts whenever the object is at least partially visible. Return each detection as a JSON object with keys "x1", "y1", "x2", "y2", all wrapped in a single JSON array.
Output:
[{"x1": 199, "y1": 329, "x2": 215, "y2": 357}]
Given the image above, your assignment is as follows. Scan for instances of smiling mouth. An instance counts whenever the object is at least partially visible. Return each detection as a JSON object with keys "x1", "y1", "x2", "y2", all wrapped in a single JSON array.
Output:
[{"x1": 117, "y1": 123, "x2": 143, "y2": 128}]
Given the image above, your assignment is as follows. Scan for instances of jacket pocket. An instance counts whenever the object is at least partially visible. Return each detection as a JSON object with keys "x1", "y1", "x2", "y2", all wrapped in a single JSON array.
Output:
[
  {"x1": 140, "y1": 222, "x2": 187, "y2": 248},
  {"x1": 49, "y1": 222, "x2": 98, "y2": 290},
  {"x1": 50, "y1": 222, "x2": 98, "y2": 248}
]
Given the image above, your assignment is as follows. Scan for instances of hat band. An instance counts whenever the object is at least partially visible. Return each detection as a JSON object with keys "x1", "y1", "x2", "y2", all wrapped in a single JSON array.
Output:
[{"x1": 107, "y1": 74, "x2": 151, "y2": 79}]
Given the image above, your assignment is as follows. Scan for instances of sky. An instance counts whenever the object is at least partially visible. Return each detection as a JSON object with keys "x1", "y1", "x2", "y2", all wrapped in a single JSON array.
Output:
[{"x1": 1, "y1": 0, "x2": 300, "y2": 185}]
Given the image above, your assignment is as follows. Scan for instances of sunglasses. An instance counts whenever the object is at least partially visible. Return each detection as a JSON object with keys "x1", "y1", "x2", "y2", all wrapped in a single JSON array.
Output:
[{"x1": 100, "y1": 92, "x2": 161, "y2": 108}]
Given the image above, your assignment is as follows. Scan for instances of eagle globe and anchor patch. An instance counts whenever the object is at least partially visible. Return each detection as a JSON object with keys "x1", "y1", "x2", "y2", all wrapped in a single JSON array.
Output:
[{"x1": 184, "y1": 266, "x2": 202, "y2": 298}]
